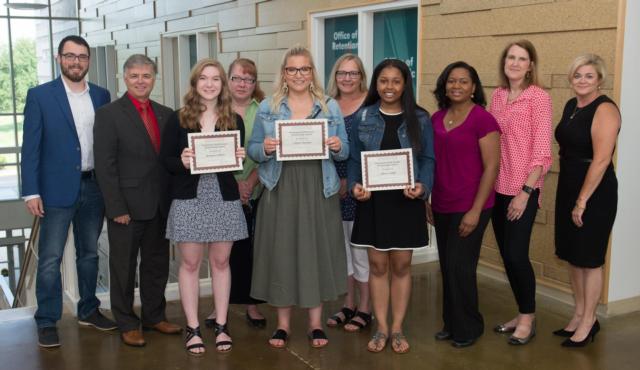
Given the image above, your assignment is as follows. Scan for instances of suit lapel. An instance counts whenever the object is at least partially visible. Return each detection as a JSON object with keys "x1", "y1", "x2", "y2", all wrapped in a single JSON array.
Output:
[
  {"x1": 52, "y1": 78, "x2": 78, "y2": 136},
  {"x1": 88, "y1": 82, "x2": 102, "y2": 110}
]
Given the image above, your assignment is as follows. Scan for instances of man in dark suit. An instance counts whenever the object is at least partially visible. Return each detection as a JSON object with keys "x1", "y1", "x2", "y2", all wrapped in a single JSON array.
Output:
[
  {"x1": 94, "y1": 54, "x2": 181, "y2": 347},
  {"x1": 21, "y1": 35, "x2": 117, "y2": 348}
]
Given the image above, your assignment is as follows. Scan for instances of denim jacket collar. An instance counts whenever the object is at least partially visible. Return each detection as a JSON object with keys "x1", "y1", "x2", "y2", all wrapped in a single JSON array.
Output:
[{"x1": 279, "y1": 96, "x2": 325, "y2": 118}]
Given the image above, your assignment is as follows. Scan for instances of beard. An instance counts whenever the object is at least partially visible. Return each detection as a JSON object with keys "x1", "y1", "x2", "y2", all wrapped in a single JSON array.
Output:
[{"x1": 61, "y1": 64, "x2": 89, "y2": 82}]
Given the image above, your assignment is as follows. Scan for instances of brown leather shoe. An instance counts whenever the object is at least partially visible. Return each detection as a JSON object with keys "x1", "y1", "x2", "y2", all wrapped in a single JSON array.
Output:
[
  {"x1": 121, "y1": 330, "x2": 146, "y2": 347},
  {"x1": 145, "y1": 321, "x2": 182, "y2": 335}
]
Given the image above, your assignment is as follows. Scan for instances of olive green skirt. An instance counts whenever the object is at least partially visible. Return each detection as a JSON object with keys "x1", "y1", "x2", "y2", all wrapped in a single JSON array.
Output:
[{"x1": 250, "y1": 160, "x2": 347, "y2": 308}]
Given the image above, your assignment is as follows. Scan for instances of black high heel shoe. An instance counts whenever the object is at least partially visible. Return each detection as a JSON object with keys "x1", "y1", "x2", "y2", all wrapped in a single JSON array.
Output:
[
  {"x1": 561, "y1": 320, "x2": 600, "y2": 347},
  {"x1": 552, "y1": 328, "x2": 575, "y2": 337}
]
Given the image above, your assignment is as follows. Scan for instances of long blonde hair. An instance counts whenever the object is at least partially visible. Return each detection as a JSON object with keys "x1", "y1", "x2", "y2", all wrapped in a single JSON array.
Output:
[
  {"x1": 270, "y1": 45, "x2": 328, "y2": 113},
  {"x1": 326, "y1": 53, "x2": 367, "y2": 98},
  {"x1": 179, "y1": 58, "x2": 236, "y2": 131}
]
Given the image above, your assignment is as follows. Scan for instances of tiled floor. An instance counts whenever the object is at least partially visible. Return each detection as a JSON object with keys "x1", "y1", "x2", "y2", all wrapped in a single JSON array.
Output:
[{"x1": 1, "y1": 262, "x2": 638, "y2": 370}]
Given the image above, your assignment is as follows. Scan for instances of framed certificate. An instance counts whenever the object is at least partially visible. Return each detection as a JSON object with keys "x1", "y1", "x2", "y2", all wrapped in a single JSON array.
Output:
[
  {"x1": 188, "y1": 131, "x2": 243, "y2": 174},
  {"x1": 275, "y1": 119, "x2": 329, "y2": 161},
  {"x1": 361, "y1": 148, "x2": 415, "y2": 191}
]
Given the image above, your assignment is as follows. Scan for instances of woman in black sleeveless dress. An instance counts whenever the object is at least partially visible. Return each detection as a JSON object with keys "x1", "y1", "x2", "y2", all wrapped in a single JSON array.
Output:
[{"x1": 554, "y1": 54, "x2": 620, "y2": 347}]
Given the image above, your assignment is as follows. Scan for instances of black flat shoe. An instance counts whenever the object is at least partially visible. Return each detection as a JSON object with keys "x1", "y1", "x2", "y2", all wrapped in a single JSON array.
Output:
[
  {"x1": 509, "y1": 324, "x2": 536, "y2": 345},
  {"x1": 493, "y1": 324, "x2": 516, "y2": 334},
  {"x1": 451, "y1": 338, "x2": 476, "y2": 348},
  {"x1": 561, "y1": 320, "x2": 600, "y2": 348},
  {"x1": 245, "y1": 311, "x2": 267, "y2": 328},
  {"x1": 434, "y1": 330, "x2": 452, "y2": 341}
]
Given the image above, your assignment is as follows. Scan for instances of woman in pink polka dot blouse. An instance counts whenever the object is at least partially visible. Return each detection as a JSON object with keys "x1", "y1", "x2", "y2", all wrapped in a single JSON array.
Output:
[{"x1": 488, "y1": 40, "x2": 553, "y2": 346}]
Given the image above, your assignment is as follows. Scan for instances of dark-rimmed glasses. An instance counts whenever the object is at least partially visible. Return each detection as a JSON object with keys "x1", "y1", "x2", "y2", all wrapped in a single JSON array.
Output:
[
  {"x1": 284, "y1": 66, "x2": 312, "y2": 76},
  {"x1": 336, "y1": 71, "x2": 361, "y2": 79},
  {"x1": 230, "y1": 76, "x2": 256, "y2": 85},
  {"x1": 61, "y1": 53, "x2": 89, "y2": 62}
]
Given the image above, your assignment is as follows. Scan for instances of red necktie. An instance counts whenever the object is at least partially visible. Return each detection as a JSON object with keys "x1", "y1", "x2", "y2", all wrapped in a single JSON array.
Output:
[{"x1": 140, "y1": 103, "x2": 160, "y2": 153}]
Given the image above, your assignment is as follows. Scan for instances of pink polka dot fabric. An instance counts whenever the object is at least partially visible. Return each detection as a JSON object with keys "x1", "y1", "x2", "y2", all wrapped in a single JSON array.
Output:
[{"x1": 488, "y1": 85, "x2": 553, "y2": 206}]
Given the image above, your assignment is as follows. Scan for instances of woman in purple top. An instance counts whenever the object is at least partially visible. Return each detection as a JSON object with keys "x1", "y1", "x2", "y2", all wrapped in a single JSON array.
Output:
[{"x1": 428, "y1": 61, "x2": 501, "y2": 348}]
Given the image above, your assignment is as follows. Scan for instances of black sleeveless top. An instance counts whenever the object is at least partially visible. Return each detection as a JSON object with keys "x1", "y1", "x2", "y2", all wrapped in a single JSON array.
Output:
[{"x1": 555, "y1": 95, "x2": 617, "y2": 162}]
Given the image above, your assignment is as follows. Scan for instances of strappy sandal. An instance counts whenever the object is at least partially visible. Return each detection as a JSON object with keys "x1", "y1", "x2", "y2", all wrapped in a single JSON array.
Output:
[
  {"x1": 184, "y1": 326, "x2": 205, "y2": 356},
  {"x1": 344, "y1": 311, "x2": 373, "y2": 332},
  {"x1": 367, "y1": 332, "x2": 388, "y2": 353},
  {"x1": 308, "y1": 329, "x2": 329, "y2": 348},
  {"x1": 327, "y1": 307, "x2": 356, "y2": 327},
  {"x1": 213, "y1": 322, "x2": 232, "y2": 353},
  {"x1": 269, "y1": 329, "x2": 289, "y2": 349},
  {"x1": 390, "y1": 332, "x2": 410, "y2": 354}
]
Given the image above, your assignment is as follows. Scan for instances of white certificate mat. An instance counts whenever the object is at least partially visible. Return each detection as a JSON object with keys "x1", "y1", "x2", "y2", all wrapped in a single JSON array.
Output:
[
  {"x1": 361, "y1": 148, "x2": 415, "y2": 191},
  {"x1": 188, "y1": 131, "x2": 243, "y2": 174},
  {"x1": 275, "y1": 119, "x2": 329, "y2": 161}
]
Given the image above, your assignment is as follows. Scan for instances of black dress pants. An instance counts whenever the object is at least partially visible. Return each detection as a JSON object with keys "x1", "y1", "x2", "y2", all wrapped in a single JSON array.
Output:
[
  {"x1": 107, "y1": 212, "x2": 170, "y2": 332},
  {"x1": 435, "y1": 209, "x2": 492, "y2": 341},
  {"x1": 491, "y1": 191, "x2": 539, "y2": 314}
]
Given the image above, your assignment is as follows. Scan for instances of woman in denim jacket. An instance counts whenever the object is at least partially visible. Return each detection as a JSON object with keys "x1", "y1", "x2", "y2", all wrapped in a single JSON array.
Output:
[
  {"x1": 247, "y1": 46, "x2": 349, "y2": 349},
  {"x1": 348, "y1": 59, "x2": 435, "y2": 354}
]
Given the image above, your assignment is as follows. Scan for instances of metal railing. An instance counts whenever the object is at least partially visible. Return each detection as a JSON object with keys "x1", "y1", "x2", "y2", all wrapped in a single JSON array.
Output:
[{"x1": 11, "y1": 216, "x2": 39, "y2": 308}]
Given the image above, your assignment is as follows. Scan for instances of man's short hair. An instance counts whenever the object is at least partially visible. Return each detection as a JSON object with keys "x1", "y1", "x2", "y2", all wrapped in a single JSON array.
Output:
[
  {"x1": 123, "y1": 54, "x2": 157, "y2": 75},
  {"x1": 58, "y1": 35, "x2": 91, "y2": 57}
]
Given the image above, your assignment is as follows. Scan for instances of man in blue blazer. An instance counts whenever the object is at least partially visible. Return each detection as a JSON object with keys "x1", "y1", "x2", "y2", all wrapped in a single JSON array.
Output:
[{"x1": 21, "y1": 36, "x2": 117, "y2": 348}]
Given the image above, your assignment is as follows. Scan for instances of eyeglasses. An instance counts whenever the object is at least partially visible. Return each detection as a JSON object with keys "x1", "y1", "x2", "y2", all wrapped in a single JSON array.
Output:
[
  {"x1": 230, "y1": 76, "x2": 256, "y2": 85},
  {"x1": 61, "y1": 53, "x2": 89, "y2": 62},
  {"x1": 284, "y1": 66, "x2": 312, "y2": 76},
  {"x1": 336, "y1": 71, "x2": 361, "y2": 79}
]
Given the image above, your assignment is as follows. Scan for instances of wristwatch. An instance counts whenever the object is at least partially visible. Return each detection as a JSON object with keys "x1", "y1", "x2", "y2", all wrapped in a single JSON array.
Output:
[{"x1": 521, "y1": 185, "x2": 534, "y2": 195}]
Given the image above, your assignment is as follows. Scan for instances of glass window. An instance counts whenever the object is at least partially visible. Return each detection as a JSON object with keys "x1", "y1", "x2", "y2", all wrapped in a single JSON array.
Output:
[
  {"x1": 16, "y1": 115, "x2": 23, "y2": 147},
  {"x1": 0, "y1": 164, "x2": 19, "y2": 200},
  {"x1": 0, "y1": 19, "x2": 13, "y2": 114},
  {"x1": 5, "y1": 2, "x2": 49, "y2": 17},
  {"x1": 51, "y1": 0, "x2": 78, "y2": 18},
  {"x1": 9, "y1": 18, "x2": 41, "y2": 114},
  {"x1": 0, "y1": 115, "x2": 16, "y2": 148}
]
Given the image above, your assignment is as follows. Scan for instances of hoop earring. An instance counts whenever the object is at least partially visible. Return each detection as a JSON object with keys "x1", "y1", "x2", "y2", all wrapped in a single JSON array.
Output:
[
  {"x1": 309, "y1": 82, "x2": 315, "y2": 93},
  {"x1": 282, "y1": 84, "x2": 288, "y2": 94}
]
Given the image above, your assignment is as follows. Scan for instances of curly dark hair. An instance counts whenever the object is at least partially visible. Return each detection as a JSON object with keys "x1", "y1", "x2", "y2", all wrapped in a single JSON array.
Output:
[{"x1": 433, "y1": 61, "x2": 486, "y2": 110}]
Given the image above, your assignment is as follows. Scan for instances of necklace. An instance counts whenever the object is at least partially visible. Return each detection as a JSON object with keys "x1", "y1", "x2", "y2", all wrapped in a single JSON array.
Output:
[
  {"x1": 570, "y1": 104, "x2": 583, "y2": 120},
  {"x1": 445, "y1": 104, "x2": 473, "y2": 127}
]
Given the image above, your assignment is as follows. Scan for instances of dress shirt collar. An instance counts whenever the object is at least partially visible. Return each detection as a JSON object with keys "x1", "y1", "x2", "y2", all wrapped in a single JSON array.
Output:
[{"x1": 61, "y1": 76, "x2": 89, "y2": 95}]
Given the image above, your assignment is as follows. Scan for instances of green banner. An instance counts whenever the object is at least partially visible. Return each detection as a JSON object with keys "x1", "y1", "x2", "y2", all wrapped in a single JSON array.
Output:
[{"x1": 373, "y1": 8, "x2": 418, "y2": 91}]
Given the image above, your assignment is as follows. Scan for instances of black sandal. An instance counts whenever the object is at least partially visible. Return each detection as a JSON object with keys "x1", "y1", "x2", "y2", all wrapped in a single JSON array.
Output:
[
  {"x1": 185, "y1": 326, "x2": 205, "y2": 356},
  {"x1": 308, "y1": 329, "x2": 328, "y2": 348},
  {"x1": 213, "y1": 322, "x2": 232, "y2": 353},
  {"x1": 344, "y1": 311, "x2": 373, "y2": 332},
  {"x1": 269, "y1": 329, "x2": 289, "y2": 349},
  {"x1": 327, "y1": 307, "x2": 356, "y2": 327}
]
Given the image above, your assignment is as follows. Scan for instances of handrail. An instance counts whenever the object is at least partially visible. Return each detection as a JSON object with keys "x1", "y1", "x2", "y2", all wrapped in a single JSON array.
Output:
[{"x1": 11, "y1": 216, "x2": 40, "y2": 308}]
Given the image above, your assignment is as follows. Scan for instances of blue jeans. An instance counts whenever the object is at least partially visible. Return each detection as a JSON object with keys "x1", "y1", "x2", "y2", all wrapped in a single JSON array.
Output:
[{"x1": 34, "y1": 177, "x2": 105, "y2": 328}]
